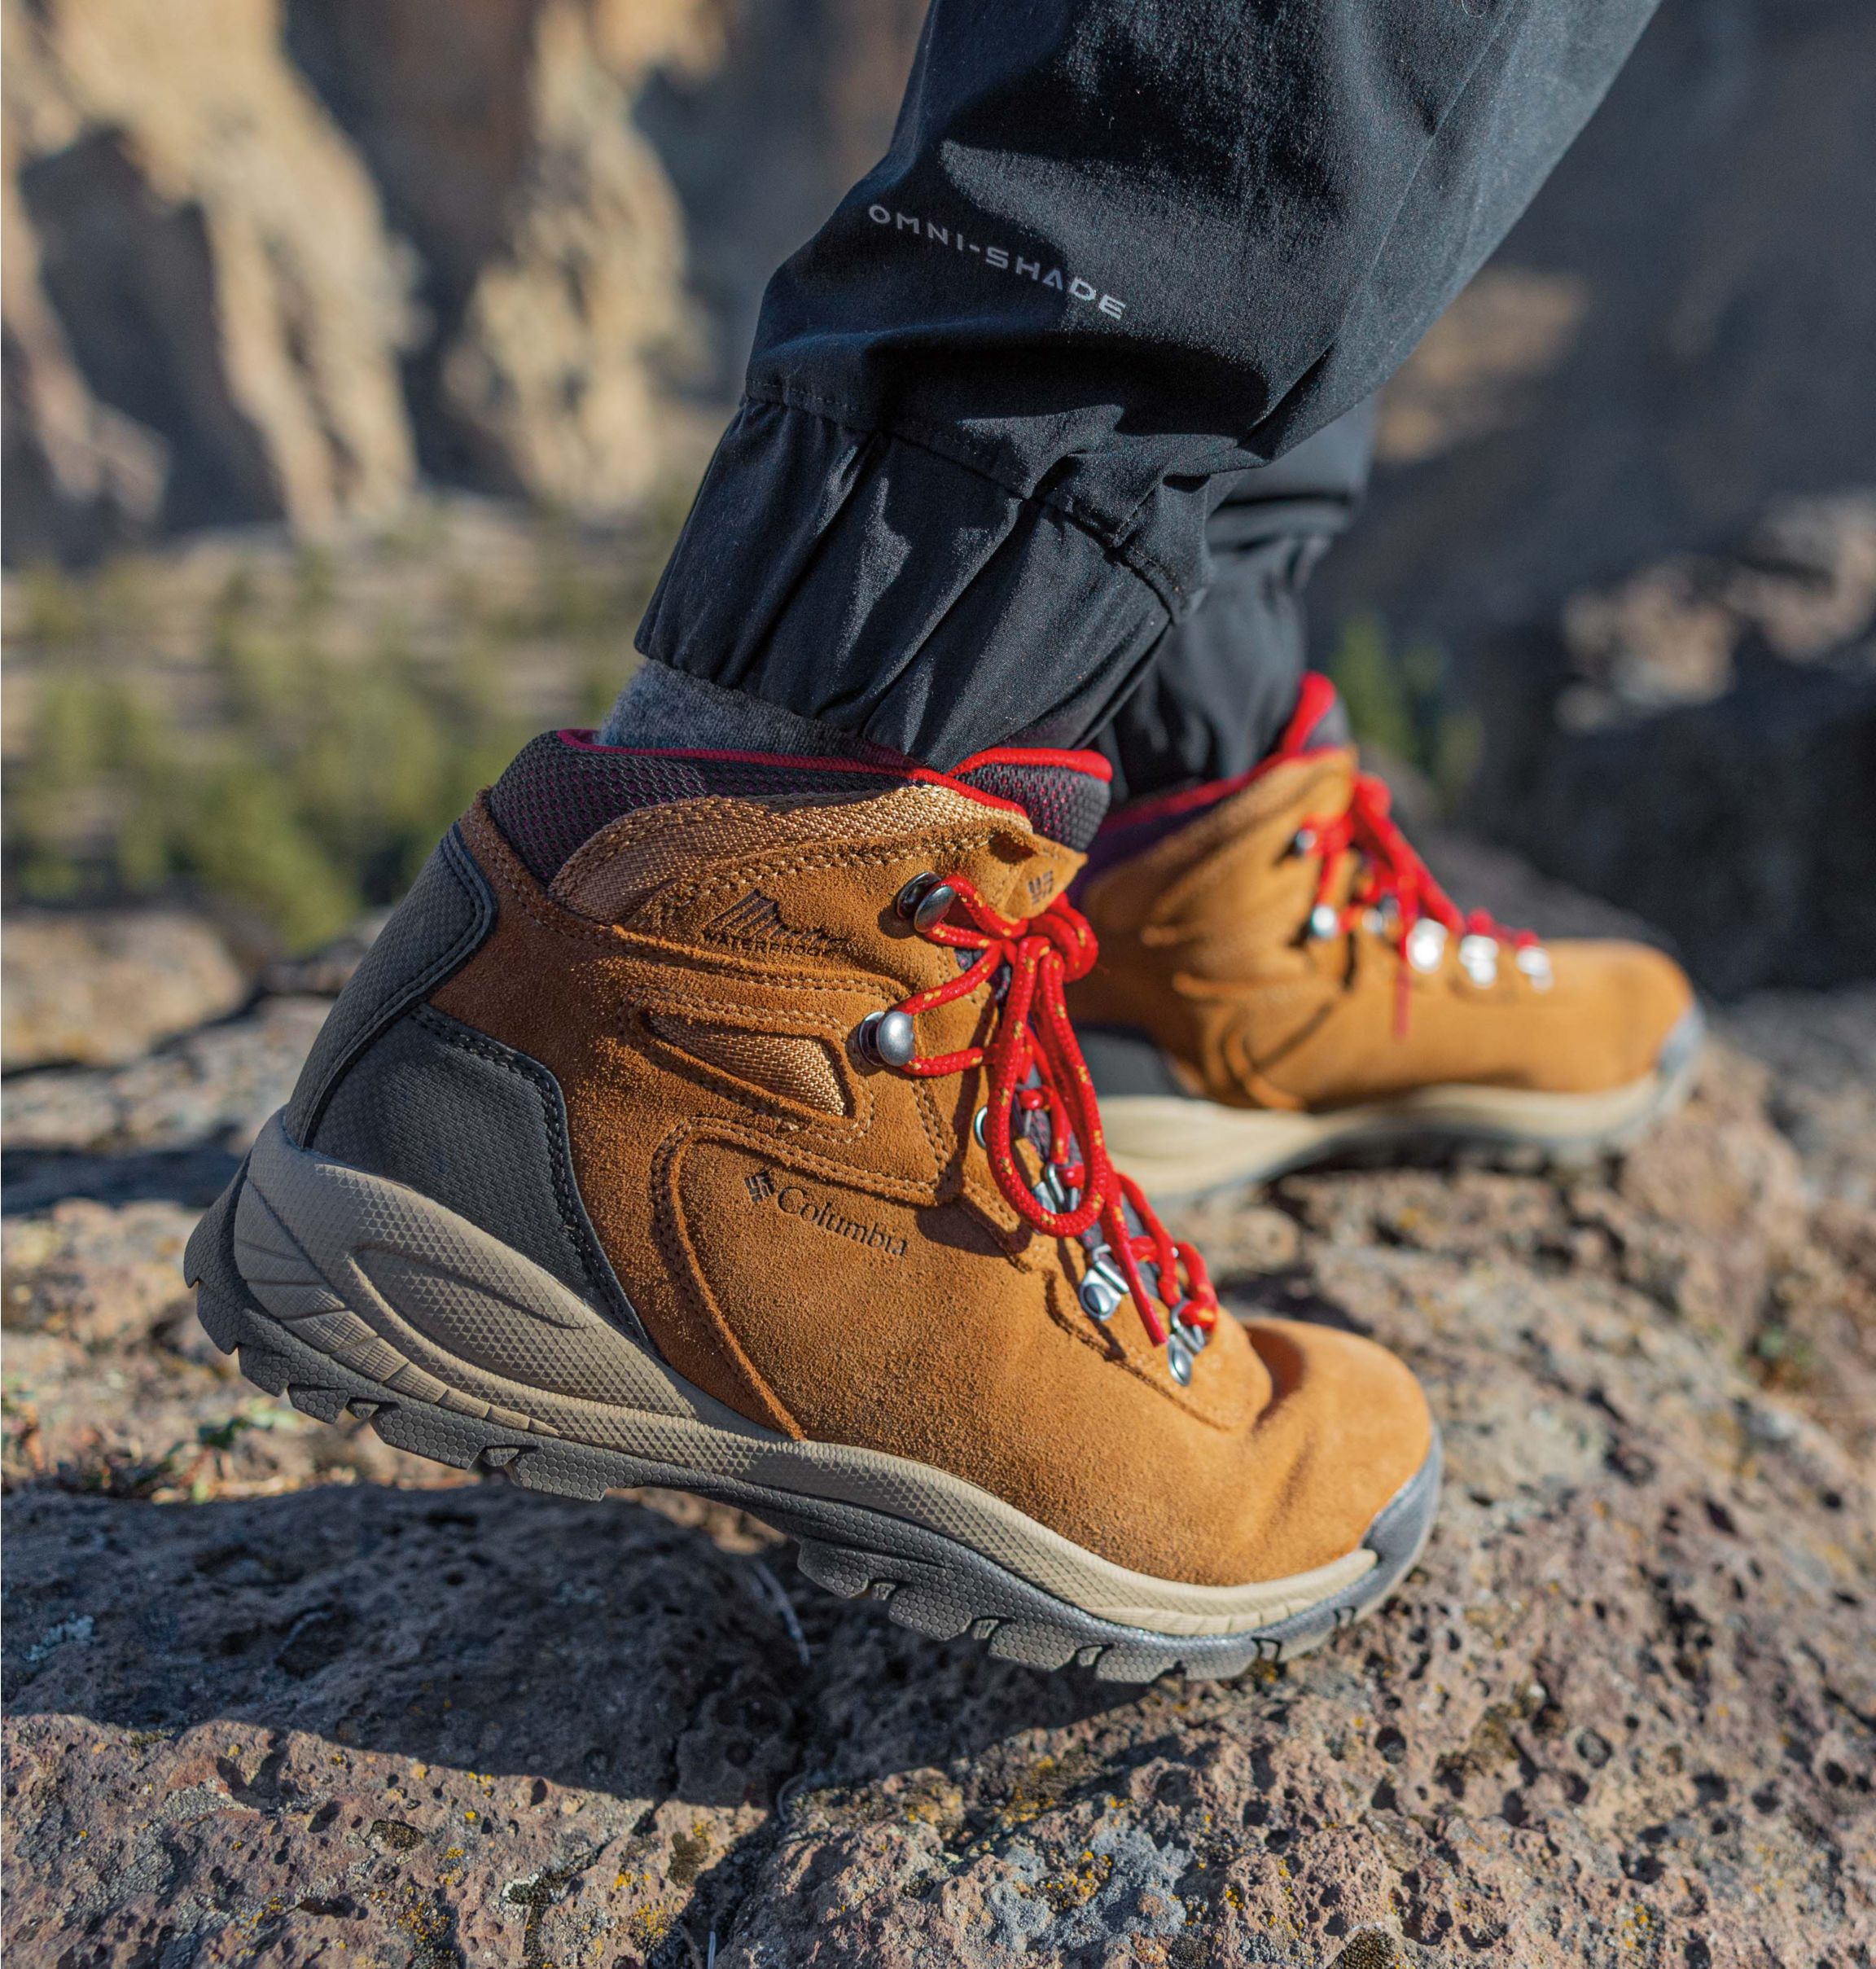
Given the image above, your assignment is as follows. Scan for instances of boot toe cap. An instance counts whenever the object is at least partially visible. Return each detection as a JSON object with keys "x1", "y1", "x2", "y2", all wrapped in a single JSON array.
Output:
[
  {"x1": 1544, "y1": 938, "x2": 1698, "y2": 1089},
  {"x1": 1238, "y1": 1317, "x2": 1436, "y2": 1578}
]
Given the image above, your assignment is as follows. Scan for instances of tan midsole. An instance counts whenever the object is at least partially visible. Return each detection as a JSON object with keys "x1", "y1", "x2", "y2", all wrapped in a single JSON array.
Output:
[
  {"x1": 237, "y1": 1116, "x2": 1372, "y2": 1638},
  {"x1": 1101, "y1": 1068, "x2": 1681, "y2": 1196}
]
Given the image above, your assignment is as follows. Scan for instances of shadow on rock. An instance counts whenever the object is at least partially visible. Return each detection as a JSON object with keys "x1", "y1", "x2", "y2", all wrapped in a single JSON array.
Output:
[{"x1": 2, "y1": 1477, "x2": 1135, "y2": 1813}]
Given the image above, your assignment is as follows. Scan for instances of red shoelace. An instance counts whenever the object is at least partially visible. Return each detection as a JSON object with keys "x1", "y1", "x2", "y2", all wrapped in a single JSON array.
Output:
[
  {"x1": 1300, "y1": 770, "x2": 1539, "y2": 1033},
  {"x1": 883, "y1": 875, "x2": 1216, "y2": 1353}
]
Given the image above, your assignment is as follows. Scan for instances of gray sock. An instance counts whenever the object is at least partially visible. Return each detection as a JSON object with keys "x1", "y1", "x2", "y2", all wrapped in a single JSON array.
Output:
[{"x1": 598, "y1": 664, "x2": 892, "y2": 763}]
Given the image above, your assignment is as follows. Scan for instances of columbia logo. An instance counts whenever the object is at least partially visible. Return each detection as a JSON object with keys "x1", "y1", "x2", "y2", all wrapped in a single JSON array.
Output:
[{"x1": 743, "y1": 1170, "x2": 908, "y2": 1259}]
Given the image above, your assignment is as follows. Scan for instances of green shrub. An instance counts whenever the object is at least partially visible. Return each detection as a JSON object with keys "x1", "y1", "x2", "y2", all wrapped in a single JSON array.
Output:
[
  {"x1": 7, "y1": 643, "x2": 530, "y2": 950},
  {"x1": 2, "y1": 507, "x2": 674, "y2": 950}
]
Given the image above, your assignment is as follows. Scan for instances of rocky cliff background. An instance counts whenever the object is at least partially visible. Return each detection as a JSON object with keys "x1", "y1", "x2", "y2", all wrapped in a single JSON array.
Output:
[
  {"x1": 2, "y1": 7, "x2": 1874, "y2": 1963},
  {"x1": 2, "y1": 0, "x2": 926, "y2": 556},
  {"x1": 4, "y1": 0, "x2": 1874, "y2": 992},
  {"x1": 6, "y1": 0, "x2": 698, "y2": 550},
  {"x1": 10, "y1": 0, "x2": 1871, "y2": 572}
]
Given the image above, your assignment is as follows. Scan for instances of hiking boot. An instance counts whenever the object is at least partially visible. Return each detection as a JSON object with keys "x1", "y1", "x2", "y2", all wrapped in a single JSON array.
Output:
[
  {"x1": 1069, "y1": 674, "x2": 1703, "y2": 1196},
  {"x1": 186, "y1": 730, "x2": 1438, "y2": 1680}
]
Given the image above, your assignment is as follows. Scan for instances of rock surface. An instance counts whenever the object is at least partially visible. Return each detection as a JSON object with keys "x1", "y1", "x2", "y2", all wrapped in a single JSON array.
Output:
[
  {"x1": 1466, "y1": 491, "x2": 1876, "y2": 998},
  {"x1": 2, "y1": 993, "x2": 329, "y2": 1216},
  {"x1": 2, "y1": 909, "x2": 250, "y2": 1070},
  {"x1": 3, "y1": 890, "x2": 1874, "y2": 1966}
]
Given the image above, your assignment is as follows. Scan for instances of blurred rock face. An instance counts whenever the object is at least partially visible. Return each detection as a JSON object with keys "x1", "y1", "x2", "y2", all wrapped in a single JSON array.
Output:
[
  {"x1": 2, "y1": 0, "x2": 418, "y2": 555},
  {"x1": 1, "y1": 911, "x2": 249, "y2": 1072},
  {"x1": 633, "y1": 0, "x2": 930, "y2": 393},
  {"x1": 284, "y1": 0, "x2": 723, "y2": 511},
  {"x1": 1468, "y1": 491, "x2": 1876, "y2": 998},
  {"x1": 17, "y1": 0, "x2": 1860, "y2": 582},
  {"x1": 1326, "y1": 0, "x2": 1876, "y2": 646},
  {"x1": 1, "y1": 0, "x2": 727, "y2": 555}
]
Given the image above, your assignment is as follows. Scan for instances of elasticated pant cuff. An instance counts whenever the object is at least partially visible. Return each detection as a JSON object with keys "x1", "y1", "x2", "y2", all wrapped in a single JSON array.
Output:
[{"x1": 635, "y1": 397, "x2": 1172, "y2": 770}]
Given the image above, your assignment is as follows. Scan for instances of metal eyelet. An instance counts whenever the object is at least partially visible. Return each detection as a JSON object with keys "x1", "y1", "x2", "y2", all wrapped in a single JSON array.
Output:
[
  {"x1": 1078, "y1": 1244, "x2": 1129, "y2": 1323},
  {"x1": 1515, "y1": 944, "x2": 1554, "y2": 991},
  {"x1": 914, "y1": 884, "x2": 956, "y2": 933},
  {"x1": 896, "y1": 872, "x2": 937, "y2": 918},
  {"x1": 1307, "y1": 903, "x2": 1341, "y2": 941},
  {"x1": 896, "y1": 873, "x2": 957, "y2": 933},
  {"x1": 1457, "y1": 933, "x2": 1499, "y2": 988},
  {"x1": 857, "y1": 1008, "x2": 918, "y2": 1068},
  {"x1": 1165, "y1": 1301, "x2": 1210, "y2": 1386},
  {"x1": 1291, "y1": 827, "x2": 1318, "y2": 856},
  {"x1": 1405, "y1": 919, "x2": 1447, "y2": 972}
]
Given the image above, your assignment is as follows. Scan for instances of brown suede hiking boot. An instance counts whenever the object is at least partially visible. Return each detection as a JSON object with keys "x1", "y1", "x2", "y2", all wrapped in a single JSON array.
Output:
[
  {"x1": 186, "y1": 730, "x2": 1438, "y2": 1679},
  {"x1": 1069, "y1": 675, "x2": 1703, "y2": 1197}
]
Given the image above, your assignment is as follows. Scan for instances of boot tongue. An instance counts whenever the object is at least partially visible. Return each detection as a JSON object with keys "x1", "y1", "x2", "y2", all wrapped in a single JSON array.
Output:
[{"x1": 949, "y1": 748, "x2": 1113, "y2": 853}]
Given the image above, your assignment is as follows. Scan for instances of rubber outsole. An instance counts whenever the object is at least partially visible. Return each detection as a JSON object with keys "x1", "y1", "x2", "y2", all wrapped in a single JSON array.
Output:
[
  {"x1": 185, "y1": 1152, "x2": 1439, "y2": 1683},
  {"x1": 1100, "y1": 1002, "x2": 1707, "y2": 1203}
]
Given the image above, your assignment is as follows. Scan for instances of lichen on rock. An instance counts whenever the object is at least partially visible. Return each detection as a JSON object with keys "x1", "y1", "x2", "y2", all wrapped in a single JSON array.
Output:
[{"x1": 2, "y1": 910, "x2": 1871, "y2": 1965}]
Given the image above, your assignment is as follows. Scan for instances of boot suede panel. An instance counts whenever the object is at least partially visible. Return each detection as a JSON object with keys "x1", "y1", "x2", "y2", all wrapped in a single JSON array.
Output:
[
  {"x1": 668, "y1": 1137, "x2": 1420, "y2": 1583},
  {"x1": 430, "y1": 789, "x2": 1431, "y2": 1586},
  {"x1": 1073, "y1": 748, "x2": 1695, "y2": 1107}
]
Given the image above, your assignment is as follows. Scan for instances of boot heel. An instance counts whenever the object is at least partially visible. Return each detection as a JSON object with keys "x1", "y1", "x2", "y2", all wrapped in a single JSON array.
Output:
[{"x1": 186, "y1": 1145, "x2": 659, "y2": 1499}]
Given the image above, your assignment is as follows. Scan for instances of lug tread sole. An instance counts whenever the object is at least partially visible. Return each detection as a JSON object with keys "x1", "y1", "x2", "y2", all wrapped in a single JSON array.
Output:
[{"x1": 185, "y1": 1171, "x2": 1437, "y2": 1684}]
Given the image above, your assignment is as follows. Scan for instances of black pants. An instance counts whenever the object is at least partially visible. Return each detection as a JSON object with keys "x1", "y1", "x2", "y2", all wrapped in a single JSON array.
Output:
[{"x1": 638, "y1": 0, "x2": 1658, "y2": 782}]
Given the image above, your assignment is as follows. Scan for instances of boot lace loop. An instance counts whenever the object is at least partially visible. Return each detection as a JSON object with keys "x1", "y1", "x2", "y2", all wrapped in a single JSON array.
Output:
[
  {"x1": 883, "y1": 875, "x2": 1217, "y2": 1355},
  {"x1": 1300, "y1": 771, "x2": 1545, "y2": 1028}
]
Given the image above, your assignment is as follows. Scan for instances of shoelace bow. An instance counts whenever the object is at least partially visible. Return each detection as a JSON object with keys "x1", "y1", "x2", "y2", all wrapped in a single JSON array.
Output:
[
  {"x1": 1301, "y1": 770, "x2": 1539, "y2": 1033},
  {"x1": 887, "y1": 876, "x2": 1216, "y2": 1352}
]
